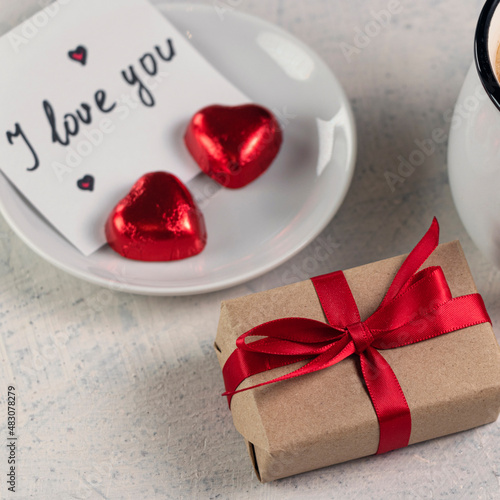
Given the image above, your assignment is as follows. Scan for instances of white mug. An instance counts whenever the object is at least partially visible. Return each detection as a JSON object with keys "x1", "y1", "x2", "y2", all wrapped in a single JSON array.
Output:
[{"x1": 448, "y1": 0, "x2": 500, "y2": 267}]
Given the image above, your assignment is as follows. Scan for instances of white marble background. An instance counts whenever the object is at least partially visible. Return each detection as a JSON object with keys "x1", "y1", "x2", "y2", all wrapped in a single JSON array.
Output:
[{"x1": 1, "y1": 0, "x2": 500, "y2": 498}]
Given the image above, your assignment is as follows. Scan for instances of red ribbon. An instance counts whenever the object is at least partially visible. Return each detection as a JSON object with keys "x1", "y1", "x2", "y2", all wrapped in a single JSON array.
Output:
[{"x1": 222, "y1": 219, "x2": 491, "y2": 454}]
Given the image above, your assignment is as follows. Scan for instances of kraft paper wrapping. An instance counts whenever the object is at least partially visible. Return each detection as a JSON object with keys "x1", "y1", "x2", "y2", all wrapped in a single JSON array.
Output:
[{"x1": 215, "y1": 242, "x2": 500, "y2": 482}]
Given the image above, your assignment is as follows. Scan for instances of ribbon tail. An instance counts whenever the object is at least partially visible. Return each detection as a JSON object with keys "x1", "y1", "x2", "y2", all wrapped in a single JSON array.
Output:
[
  {"x1": 223, "y1": 338, "x2": 356, "y2": 403},
  {"x1": 379, "y1": 218, "x2": 439, "y2": 308},
  {"x1": 360, "y1": 347, "x2": 412, "y2": 454},
  {"x1": 222, "y1": 349, "x2": 310, "y2": 406}
]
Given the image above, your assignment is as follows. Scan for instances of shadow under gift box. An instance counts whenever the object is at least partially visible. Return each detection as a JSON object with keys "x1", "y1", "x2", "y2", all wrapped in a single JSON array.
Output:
[{"x1": 214, "y1": 241, "x2": 500, "y2": 482}]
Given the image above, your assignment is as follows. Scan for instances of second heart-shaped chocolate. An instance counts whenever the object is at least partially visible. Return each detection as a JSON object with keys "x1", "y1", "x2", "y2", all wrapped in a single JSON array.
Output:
[
  {"x1": 105, "y1": 172, "x2": 207, "y2": 261},
  {"x1": 184, "y1": 104, "x2": 283, "y2": 189}
]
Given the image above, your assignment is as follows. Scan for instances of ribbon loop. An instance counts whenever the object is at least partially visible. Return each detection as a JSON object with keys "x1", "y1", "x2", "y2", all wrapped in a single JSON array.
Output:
[
  {"x1": 221, "y1": 218, "x2": 491, "y2": 455},
  {"x1": 346, "y1": 322, "x2": 373, "y2": 354}
]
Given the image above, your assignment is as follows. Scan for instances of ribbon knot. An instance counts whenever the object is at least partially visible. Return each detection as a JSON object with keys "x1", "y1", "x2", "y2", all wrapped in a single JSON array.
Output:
[
  {"x1": 221, "y1": 219, "x2": 491, "y2": 455},
  {"x1": 346, "y1": 322, "x2": 373, "y2": 354}
]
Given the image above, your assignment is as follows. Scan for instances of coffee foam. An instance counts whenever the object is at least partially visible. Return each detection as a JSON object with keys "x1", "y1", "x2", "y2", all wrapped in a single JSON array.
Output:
[{"x1": 488, "y1": 4, "x2": 500, "y2": 82}]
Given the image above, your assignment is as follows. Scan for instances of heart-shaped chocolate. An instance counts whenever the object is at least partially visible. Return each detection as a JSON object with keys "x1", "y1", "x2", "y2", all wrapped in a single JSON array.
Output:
[
  {"x1": 105, "y1": 172, "x2": 207, "y2": 261},
  {"x1": 184, "y1": 104, "x2": 282, "y2": 189}
]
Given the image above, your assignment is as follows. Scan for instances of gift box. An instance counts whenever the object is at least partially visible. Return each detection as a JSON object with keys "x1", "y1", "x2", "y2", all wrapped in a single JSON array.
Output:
[{"x1": 214, "y1": 221, "x2": 500, "y2": 482}]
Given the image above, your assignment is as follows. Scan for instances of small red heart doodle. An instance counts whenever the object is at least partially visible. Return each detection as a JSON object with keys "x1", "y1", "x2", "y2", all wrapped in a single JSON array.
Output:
[
  {"x1": 77, "y1": 175, "x2": 94, "y2": 191},
  {"x1": 68, "y1": 46, "x2": 87, "y2": 65}
]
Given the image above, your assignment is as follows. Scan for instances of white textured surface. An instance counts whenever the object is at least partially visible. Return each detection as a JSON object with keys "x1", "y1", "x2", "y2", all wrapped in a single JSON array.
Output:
[{"x1": 1, "y1": 0, "x2": 500, "y2": 498}]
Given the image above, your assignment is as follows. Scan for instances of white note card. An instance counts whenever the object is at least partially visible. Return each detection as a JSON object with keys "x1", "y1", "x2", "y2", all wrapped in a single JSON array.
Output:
[{"x1": 0, "y1": 0, "x2": 247, "y2": 255}]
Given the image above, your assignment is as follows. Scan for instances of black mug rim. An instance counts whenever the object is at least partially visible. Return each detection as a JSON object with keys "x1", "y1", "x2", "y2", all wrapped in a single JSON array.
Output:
[{"x1": 475, "y1": 0, "x2": 500, "y2": 111}]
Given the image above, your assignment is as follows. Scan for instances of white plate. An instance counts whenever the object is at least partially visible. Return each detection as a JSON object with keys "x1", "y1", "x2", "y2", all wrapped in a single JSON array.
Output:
[{"x1": 0, "y1": 3, "x2": 356, "y2": 295}]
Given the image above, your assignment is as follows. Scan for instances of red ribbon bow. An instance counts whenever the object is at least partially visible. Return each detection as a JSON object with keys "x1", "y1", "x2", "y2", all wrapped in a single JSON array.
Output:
[{"x1": 222, "y1": 219, "x2": 491, "y2": 454}]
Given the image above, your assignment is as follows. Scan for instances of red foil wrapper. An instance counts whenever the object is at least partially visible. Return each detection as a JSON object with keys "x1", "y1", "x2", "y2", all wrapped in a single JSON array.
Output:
[
  {"x1": 184, "y1": 104, "x2": 283, "y2": 189},
  {"x1": 105, "y1": 172, "x2": 207, "y2": 261}
]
